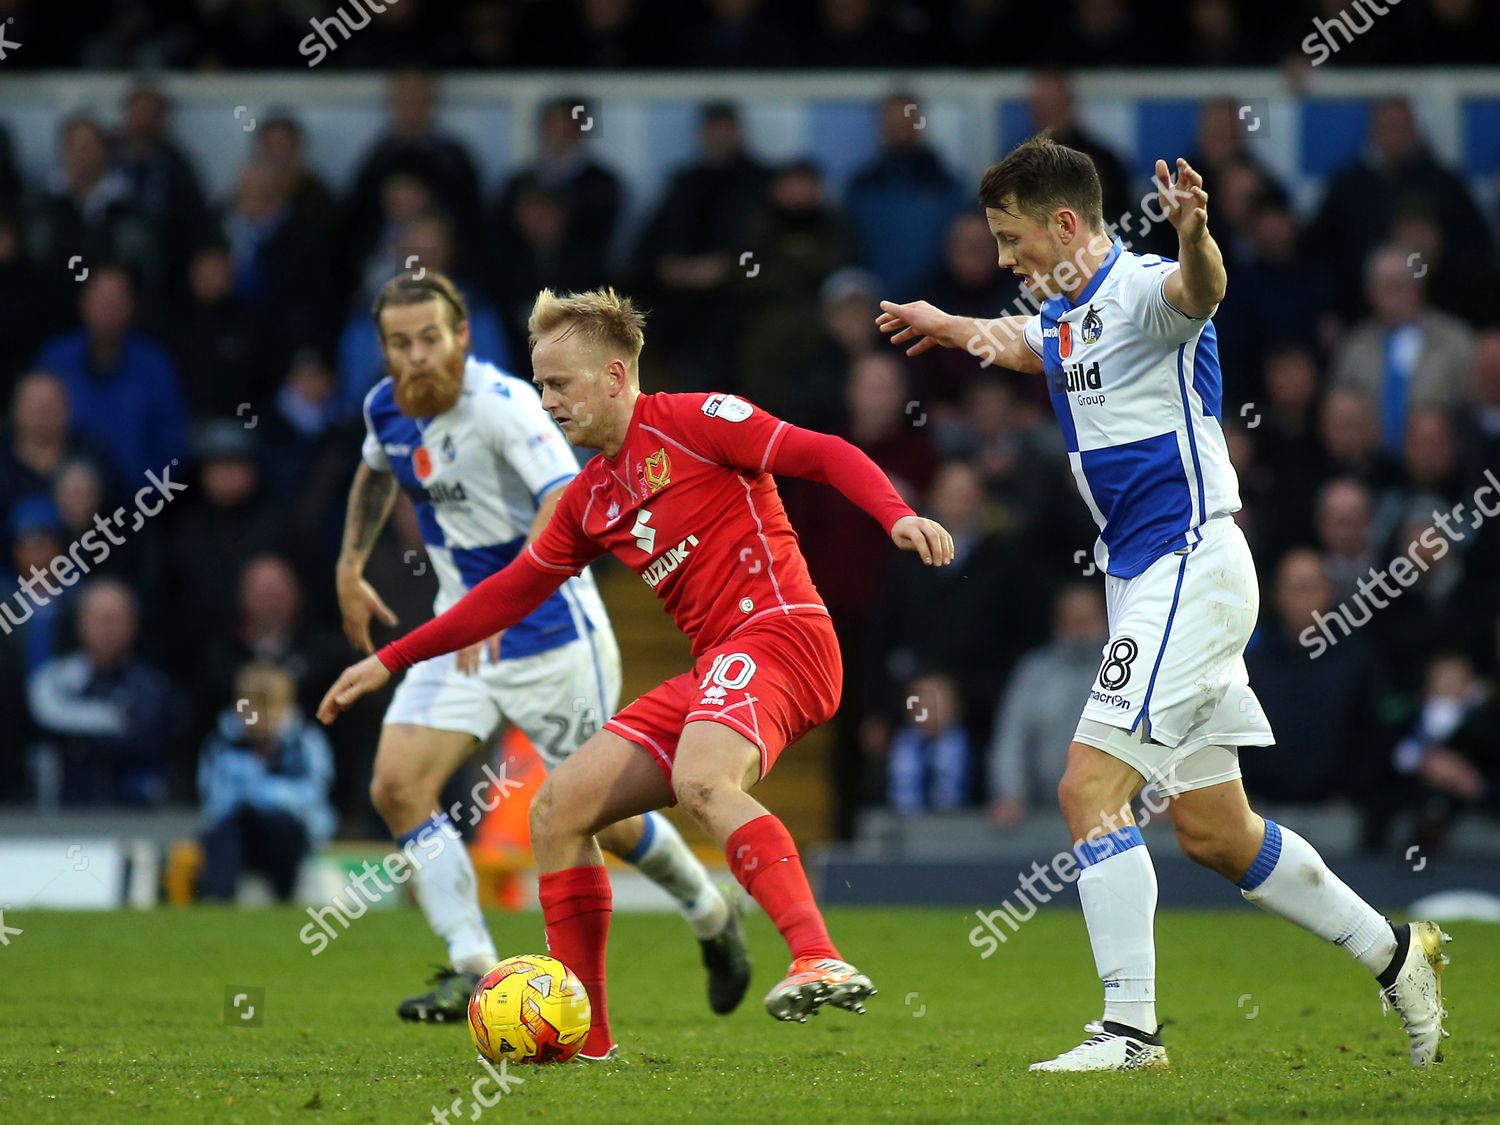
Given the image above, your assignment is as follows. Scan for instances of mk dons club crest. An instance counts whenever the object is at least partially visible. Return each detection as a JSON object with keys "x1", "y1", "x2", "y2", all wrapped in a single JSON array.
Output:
[{"x1": 644, "y1": 448, "x2": 672, "y2": 493}]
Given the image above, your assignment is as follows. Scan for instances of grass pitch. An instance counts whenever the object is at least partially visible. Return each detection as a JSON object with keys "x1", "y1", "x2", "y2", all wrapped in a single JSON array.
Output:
[{"x1": 1, "y1": 905, "x2": 1496, "y2": 1124}]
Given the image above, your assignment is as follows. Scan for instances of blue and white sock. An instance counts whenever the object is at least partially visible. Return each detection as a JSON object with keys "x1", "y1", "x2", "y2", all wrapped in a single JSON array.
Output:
[
  {"x1": 1238, "y1": 819, "x2": 1396, "y2": 976},
  {"x1": 625, "y1": 811, "x2": 728, "y2": 940},
  {"x1": 1076, "y1": 826, "x2": 1158, "y2": 1035},
  {"x1": 397, "y1": 812, "x2": 497, "y2": 976}
]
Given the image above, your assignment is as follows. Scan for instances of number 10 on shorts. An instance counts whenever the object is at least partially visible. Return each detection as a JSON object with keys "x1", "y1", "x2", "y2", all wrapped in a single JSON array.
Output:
[{"x1": 698, "y1": 652, "x2": 757, "y2": 705}]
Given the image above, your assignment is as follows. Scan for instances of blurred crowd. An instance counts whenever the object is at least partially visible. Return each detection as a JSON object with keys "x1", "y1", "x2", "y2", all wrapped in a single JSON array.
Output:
[
  {"x1": 1, "y1": 70, "x2": 1498, "y2": 857},
  {"x1": 0, "y1": 0, "x2": 1496, "y2": 70}
]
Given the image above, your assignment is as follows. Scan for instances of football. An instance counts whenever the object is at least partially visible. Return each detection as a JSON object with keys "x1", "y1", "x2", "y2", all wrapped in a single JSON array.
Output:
[{"x1": 467, "y1": 955, "x2": 592, "y2": 1065}]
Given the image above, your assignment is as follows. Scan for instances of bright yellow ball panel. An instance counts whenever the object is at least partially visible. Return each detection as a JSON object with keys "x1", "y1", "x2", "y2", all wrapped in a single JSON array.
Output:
[{"x1": 467, "y1": 954, "x2": 592, "y2": 1065}]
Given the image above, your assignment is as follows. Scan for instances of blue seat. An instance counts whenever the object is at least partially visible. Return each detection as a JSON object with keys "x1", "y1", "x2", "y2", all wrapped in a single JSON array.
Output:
[
  {"x1": 807, "y1": 102, "x2": 881, "y2": 195},
  {"x1": 1300, "y1": 99, "x2": 1371, "y2": 176},
  {"x1": 1134, "y1": 100, "x2": 1199, "y2": 178},
  {"x1": 1462, "y1": 98, "x2": 1500, "y2": 175},
  {"x1": 846, "y1": 186, "x2": 965, "y2": 300}
]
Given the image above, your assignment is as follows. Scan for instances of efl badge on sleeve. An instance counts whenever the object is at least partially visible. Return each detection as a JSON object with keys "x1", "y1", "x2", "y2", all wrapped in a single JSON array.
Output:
[{"x1": 701, "y1": 393, "x2": 753, "y2": 422}]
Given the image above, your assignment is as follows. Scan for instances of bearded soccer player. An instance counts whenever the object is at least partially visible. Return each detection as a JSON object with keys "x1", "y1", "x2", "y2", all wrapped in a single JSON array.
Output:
[
  {"x1": 321, "y1": 286, "x2": 954, "y2": 1058},
  {"x1": 878, "y1": 137, "x2": 1450, "y2": 1072},
  {"x1": 338, "y1": 272, "x2": 747, "y2": 1025}
]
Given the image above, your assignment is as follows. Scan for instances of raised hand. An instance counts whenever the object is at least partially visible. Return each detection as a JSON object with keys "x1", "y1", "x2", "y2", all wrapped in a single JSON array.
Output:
[{"x1": 1155, "y1": 158, "x2": 1209, "y2": 243}]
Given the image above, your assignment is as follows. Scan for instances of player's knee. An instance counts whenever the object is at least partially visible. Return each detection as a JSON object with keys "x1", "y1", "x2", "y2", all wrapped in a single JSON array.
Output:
[
  {"x1": 1173, "y1": 820, "x2": 1236, "y2": 873},
  {"x1": 1056, "y1": 770, "x2": 1093, "y2": 822},
  {"x1": 670, "y1": 764, "x2": 723, "y2": 823},
  {"x1": 529, "y1": 778, "x2": 562, "y2": 841},
  {"x1": 369, "y1": 769, "x2": 420, "y2": 824}
]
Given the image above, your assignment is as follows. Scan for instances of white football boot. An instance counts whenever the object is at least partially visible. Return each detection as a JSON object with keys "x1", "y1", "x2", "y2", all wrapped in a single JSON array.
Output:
[
  {"x1": 1379, "y1": 920, "x2": 1452, "y2": 1068},
  {"x1": 1029, "y1": 1021, "x2": 1169, "y2": 1072}
]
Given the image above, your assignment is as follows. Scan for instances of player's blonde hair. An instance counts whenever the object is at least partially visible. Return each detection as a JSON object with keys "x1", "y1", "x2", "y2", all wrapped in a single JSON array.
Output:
[{"x1": 527, "y1": 287, "x2": 646, "y2": 366}]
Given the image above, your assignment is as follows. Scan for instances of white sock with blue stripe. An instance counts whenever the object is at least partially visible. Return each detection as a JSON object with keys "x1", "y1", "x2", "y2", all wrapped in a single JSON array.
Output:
[
  {"x1": 397, "y1": 812, "x2": 497, "y2": 976},
  {"x1": 1238, "y1": 819, "x2": 1395, "y2": 975},
  {"x1": 1076, "y1": 826, "x2": 1158, "y2": 1035},
  {"x1": 625, "y1": 811, "x2": 728, "y2": 940}
]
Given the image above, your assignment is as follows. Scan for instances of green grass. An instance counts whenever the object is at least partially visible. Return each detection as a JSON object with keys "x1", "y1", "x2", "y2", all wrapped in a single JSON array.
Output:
[{"x1": 1, "y1": 906, "x2": 1496, "y2": 1124}]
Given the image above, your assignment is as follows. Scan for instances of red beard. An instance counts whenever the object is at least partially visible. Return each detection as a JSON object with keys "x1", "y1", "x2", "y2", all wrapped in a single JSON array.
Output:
[{"x1": 392, "y1": 351, "x2": 465, "y2": 417}]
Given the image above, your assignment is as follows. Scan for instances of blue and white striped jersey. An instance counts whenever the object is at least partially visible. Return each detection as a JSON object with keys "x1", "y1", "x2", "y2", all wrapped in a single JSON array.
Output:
[
  {"x1": 361, "y1": 356, "x2": 610, "y2": 659},
  {"x1": 1023, "y1": 239, "x2": 1241, "y2": 579}
]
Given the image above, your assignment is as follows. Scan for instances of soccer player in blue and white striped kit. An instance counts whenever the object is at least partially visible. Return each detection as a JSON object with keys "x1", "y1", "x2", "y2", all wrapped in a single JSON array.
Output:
[{"x1": 879, "y1": 136, "x2": 1450, "y2": 1072}]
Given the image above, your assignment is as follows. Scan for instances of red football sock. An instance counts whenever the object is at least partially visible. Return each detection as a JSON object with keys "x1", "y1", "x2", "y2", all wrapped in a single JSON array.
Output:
[
  {"x1": 725, "y1": 814, "x2": 840, "y2": 962},
  {"x1": 538, "y1": 865, "x2": 613, "y2": 1057}
]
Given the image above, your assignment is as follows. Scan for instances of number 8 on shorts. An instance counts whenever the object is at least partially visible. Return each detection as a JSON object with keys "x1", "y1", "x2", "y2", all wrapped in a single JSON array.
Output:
[{"x1": 1097, "y1": 637, "x2": 1138, "y2": 691}]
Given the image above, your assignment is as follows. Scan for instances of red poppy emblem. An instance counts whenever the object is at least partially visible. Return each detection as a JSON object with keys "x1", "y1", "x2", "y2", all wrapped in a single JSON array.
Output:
[
  {"x1": 413, "y1": 446, "x2": 432, "y2": 481},
  {"x1": 1059, "y1": 322, "x2": 1073, "y2": 359}
]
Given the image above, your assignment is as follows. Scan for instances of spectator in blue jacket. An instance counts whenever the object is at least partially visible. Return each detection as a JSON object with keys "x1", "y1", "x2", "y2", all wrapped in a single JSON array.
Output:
[
  {"x1": 198, "y1": 661, "x2": 336, "y2": 902},
  {"x1": 845, "y1": 94, "x2": 965, "y2": 298},
  {"x1": 887, "y1": 670, "x2": 973, "y2": 814},
  {"x1": 4, "y1": 496, "x2": 72, "y2": 675},
  {"x1": 25, "y1": 577, "x2": 179, "y2": 806},
  {"x1": 33, "y1": 266, "x2": 186, "y2": 483}
]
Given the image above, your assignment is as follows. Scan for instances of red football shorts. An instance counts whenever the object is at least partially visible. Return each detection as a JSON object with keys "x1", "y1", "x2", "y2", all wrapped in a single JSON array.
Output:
[{"x1": 604, "y1": 610, "x2": 842, "y2": 784}]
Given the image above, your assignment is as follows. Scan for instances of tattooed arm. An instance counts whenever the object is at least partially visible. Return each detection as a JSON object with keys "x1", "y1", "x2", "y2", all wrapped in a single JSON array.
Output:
[{"x1": 335, "y1": 462, "x2": 402, "y2": 654}]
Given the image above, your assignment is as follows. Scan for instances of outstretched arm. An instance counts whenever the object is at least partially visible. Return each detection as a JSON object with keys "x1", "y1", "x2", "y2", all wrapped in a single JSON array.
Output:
[
  {"x1": 379, "y1": 552, "x2": 567, "y2": 672},
  {"x1": 769, "y1": 426, "x2": 955, "y2": 566},
  {"x1": 877, "y1": 304, "x2": 1043, "y2": 375},
  {"x1": 317, "y1": 554, "x2": 567, "y2": 723}
]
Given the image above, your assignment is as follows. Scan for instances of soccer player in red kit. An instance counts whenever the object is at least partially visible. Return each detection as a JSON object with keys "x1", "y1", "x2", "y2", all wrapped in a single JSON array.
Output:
[{"x1": 319, "y1": 287, "x2": 954, "y2": 1059}]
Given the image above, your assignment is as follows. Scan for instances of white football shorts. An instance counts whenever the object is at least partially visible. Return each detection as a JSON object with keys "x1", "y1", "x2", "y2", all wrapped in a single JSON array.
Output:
[
  {"x1": 1075, "y1": 515, "x2": 1275, "y2": 791},
  {"x1": 383, "y1": 625, "x2": 623, "y2": 770}
]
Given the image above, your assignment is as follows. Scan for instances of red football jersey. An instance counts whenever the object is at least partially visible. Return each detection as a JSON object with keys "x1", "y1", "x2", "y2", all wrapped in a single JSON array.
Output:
[{"x1": 526, "y1": 392, "x2": 827, "y2": 657}]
